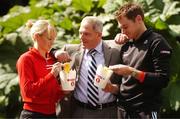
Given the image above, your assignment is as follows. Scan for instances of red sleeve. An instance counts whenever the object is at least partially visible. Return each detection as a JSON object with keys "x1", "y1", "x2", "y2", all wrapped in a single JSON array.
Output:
[
  {"x1": 57, "y1": 85, "x2": 65, "y2": 100},
  {"x1": 17, "y1": 55, "x2": 56, "y2": 99}
]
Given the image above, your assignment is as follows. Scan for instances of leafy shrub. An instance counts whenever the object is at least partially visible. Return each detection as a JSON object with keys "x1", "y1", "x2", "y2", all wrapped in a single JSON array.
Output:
[{"x1": 0, "y1": 0, "x2": 179, "y2": 118}]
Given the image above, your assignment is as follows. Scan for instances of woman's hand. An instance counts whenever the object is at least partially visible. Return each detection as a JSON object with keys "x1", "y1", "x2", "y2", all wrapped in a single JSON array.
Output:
[{"x1": 51, "y1": 62, "x2": 62, "y2": 77}]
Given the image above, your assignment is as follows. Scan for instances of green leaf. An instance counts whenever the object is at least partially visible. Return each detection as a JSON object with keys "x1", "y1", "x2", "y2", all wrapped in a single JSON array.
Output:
[
  {"x1": 29, "y1": 0, "x2": 39, "y2": 6},
  {"x1": 98, "y1": 0, "x2": 107, "y2": 8},
  {"x1": 103, "y1": 0, "x2": 119, "y2": 13},
  {"x1": 144, "y1": 16, "x2": 155, "y2": 28},
  {"x1": 0, "y1": 95, "x2": 6, "y2": 109},
  {"x1": 51, "y1": 3, "x2": 64, "y2": 12},
  {"x1": 155, "y1": 18, "x2": 168, "y2": 30},
  {"x1": 1, "y1": 16, "x2": 23, "y2": 34},
  {"x1": 67, "y1": 39, "x2": 80, "y2": 44},
  {"x1": 166, "y1": 15, "x2": 180, "y2": 25},
  {"x1": 72, "y1": 0, "x2": 93, "y2": 12},
  {"x1": 29, "y1": 7, "x2": 49, "y2": 19},
  {"x1": 4, "y1": 33, "x2": 18, "y2": 46},
  {"x1": 162, "y1": 1, "x2": 180, "y2": 20},
  {"x1": 169, "y1": 25, "x2": 180, "y2": 37},
  {"x1": 59, "y1": 17, "x2": 73, "y2": 30},
  {"x1": 103, "y1": 23, "x2": 113, "y2": 37},
  {"x1": 169, "y1": 81, "x2": 180, "y2": 111},
  {"x1": 0, "y1": 6, "x2": 50, "y2": 35},
  {"x1": 5, "y1": 76, "x2": 18, "y2": 95},
  {"x1": 0, "y1": 73, "x2": 16, "y2": 90}
]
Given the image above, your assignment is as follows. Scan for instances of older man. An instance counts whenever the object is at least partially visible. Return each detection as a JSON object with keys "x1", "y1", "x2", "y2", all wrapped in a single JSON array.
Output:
[{"x1": 55, "y1": 16, "x2": 121, "y2": 118}]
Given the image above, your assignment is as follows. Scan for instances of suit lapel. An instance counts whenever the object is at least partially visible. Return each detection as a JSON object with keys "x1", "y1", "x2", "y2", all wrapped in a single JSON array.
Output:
[
  {"x1": 79, "y1": 47, "x2": 84, "y2": 68},
  {"x1": 76, "y1": 46, "x2": 85, "y2": 74},
  {"x1": 103, "y1": 41, "x2": 112, "y2": 66}
]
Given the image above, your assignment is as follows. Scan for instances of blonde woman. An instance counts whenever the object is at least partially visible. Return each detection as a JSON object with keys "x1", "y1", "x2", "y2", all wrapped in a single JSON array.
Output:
[{"x1": 16, "y1": 20, "x2": 65, "y2": 118}]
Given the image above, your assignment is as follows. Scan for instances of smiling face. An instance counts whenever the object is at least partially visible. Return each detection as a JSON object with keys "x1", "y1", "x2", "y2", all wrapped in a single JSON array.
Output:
[
  {"x1": 118, "y1": 15, "x2": 142, "y2": 40},
  {"x1": 115, "y1": 3, "x2": 146, "y2": 40},
  {"x1": 28, "y1": 20, "x2": 57, "y2": 57},
  {"x1": 32, "y1": 23, "x2": 57, "y2": 54},
  {"x1": 37, "y1": 27, "x2": 56, "y2": 52},
  {"x1": 79, "y1": 22, "x2": 101, "y2": 49},
  {"x1": 79, "y1": 16, "x2": 103, "y2": 50}
]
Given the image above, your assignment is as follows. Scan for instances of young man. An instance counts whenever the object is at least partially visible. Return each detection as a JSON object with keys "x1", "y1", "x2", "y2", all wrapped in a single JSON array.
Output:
[
  {"x1": 55, "y1": 16, "x2": 121, "y2": 118},
  {"x1": 109, "y1": 3, "x2": 172, "y2": 119}
]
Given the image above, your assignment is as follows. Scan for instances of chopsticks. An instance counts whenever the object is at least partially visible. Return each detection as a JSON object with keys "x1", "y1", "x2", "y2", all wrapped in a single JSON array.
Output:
[
  {"x1": 46, "y1": 62, "x2": 59, "y2": 69},
  {"x1": 46, "y1": 64, "x2": 54, "y2": 69},
  {"x1": 46, "y1": 53, "x2": 77, "y2": 70}
]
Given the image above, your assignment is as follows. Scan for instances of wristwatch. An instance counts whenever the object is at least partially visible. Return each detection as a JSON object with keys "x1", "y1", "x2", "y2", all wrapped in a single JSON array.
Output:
[{"x1": 131, "y1": 69, "x2": 137, "y2": 77}]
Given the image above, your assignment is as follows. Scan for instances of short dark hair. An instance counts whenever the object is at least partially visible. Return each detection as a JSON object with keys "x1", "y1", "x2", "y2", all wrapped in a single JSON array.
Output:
[{"x1": 115, "y1": 3, "x2": 144, "y2": 21}]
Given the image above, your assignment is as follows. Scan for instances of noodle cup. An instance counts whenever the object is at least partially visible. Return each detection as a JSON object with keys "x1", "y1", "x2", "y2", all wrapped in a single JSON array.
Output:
[
  {"x1": 59, "y1": 69, "x2": 76, "y2": 91},
  {"x1": 94, "y1": 65, "x2": 113, "y2": 89}
]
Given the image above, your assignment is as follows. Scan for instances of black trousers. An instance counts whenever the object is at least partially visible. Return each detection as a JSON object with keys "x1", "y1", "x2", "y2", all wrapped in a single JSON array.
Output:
[
  {"x1": 117, "y1": 107, "x2": 159, "y2": 119},
  {"x1": 57, "y1": 95, "x2": 117, "y2": 119},
  {"x1": 20, "y1": 109, "x2": 57, "y2": 119}
]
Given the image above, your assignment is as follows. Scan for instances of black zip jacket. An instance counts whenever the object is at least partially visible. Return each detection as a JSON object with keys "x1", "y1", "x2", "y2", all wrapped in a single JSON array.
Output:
[{"x1": 118, "y1": 28, "x2": 172, "y2": 112}]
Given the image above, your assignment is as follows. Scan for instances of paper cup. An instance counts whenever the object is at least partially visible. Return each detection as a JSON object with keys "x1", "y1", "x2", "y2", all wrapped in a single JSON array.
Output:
[
  {"x1": 59, "y1": 69, "x2": 76, "y2": 91},
  {"x1": 94, "y1": 65, "x2": 113, "y2": 89}
]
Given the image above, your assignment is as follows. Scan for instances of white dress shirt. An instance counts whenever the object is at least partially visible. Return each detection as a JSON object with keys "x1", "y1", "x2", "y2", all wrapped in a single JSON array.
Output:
[{"x1": 74, "y1": 41, "x2": 116, "y2": 104}]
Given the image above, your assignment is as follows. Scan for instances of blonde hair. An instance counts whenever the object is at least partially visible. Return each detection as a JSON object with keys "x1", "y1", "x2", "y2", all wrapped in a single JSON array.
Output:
[
  {"x1": 81, "y1": 16, "x2": 103, "y2": 33},
  {"x1": 26, "y1": 19, "x2": 56, "y2": 40}
]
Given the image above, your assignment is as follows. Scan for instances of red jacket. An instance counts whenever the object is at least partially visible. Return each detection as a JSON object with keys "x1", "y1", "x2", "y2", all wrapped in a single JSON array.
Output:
[{"x1": 16, "y1": 48, "x2": 64, "y2": 114}]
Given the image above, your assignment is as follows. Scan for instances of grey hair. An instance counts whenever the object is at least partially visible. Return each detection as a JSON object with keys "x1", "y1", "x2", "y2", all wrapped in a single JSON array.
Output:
[{"x1": 81, "y1": 16, "x2": 103, "y2": 33}]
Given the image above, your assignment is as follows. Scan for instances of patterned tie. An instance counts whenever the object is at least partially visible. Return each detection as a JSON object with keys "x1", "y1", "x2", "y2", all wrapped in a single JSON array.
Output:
[{"x1": 87, "y1": 49, "x2": 99, "y2": 106}]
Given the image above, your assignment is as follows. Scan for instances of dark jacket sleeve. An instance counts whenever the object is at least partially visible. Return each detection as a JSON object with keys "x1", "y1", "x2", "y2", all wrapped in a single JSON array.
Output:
[
  {"x1": 49, "y1": 48, "x2": 58, "y2": 59},
  {"x1": 144, "y1": 36, "x2": 172, "y2": 88}
]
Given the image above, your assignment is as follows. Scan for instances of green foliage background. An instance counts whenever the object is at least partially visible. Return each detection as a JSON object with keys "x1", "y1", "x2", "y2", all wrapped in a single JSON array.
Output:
[{"x1": 0, "y1": 0, "x2": 180, "y2": 118}]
